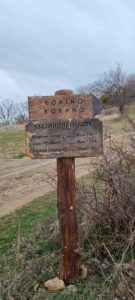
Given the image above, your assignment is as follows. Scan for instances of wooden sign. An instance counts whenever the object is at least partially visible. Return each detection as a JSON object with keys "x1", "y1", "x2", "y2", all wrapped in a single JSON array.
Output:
[
  {"x1": 28, "y1": 93, "x2": 94, "y2": 121},
  {"x1": 26, "y1": 118, "x2": 103, "y2": 159},
  {"x1": 26, "y1": 90, "x2": 103, "y2": 283}
]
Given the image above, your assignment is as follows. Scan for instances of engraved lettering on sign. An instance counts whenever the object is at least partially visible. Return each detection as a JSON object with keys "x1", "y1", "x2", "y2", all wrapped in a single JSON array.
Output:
[
  {"x1": 26, "y1": 118, "x2": 103, "y2": 159},
  {"x1": 28, "y1": 94, "x2": 93, "y2": 121}
]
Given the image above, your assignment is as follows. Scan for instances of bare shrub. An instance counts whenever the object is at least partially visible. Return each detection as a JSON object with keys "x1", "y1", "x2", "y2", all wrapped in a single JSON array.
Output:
[
  {"x1": 75, "y1": 124, "x2": 135, "y2": 299},
  {"x1": 77, "y1": 131, "x2": 135, "y2": 246}
]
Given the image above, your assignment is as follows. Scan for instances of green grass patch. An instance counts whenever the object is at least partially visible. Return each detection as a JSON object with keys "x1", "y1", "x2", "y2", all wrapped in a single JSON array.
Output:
[
  {"x1": 0, "y1": 191, "x2": 56, "y2": 258},
  {"x1": 0, "y1": 188, "x2": 104, "y2": 299},
  {"x1": 0, "y1": 126, "x2": 25, "y2": 158}
]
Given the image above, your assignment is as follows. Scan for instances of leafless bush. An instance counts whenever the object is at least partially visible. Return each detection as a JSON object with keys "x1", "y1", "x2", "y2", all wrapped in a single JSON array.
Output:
[
  {"x1": 75, "y1": 123, "x2": 135, "y2": 298},
  {"x1": 76, "y1": 129, "x2": 135, "y2": 247}
]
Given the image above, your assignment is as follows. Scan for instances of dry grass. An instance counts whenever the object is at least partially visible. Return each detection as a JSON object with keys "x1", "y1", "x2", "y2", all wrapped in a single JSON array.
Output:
[{"x1": 0, "y1": 125, "x2": 25, "y2": 158}]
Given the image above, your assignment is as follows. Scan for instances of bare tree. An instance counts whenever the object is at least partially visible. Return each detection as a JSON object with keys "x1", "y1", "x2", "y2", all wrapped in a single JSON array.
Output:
[
  {"x1": 75, "y1": 83, "x2": 99, "y2": 96},
  {"x1": 95, "y1": 63, "x2": 135, "y2": 114},
  {"x1": 0, "y1": 99, "x2": 16, "y2": 125},
  {"x1": 15, "y1": 101, "x2": 28, "y2": 124},
  {"x1": 77, "y1": 63, "x2": 135, "y2": 114}
]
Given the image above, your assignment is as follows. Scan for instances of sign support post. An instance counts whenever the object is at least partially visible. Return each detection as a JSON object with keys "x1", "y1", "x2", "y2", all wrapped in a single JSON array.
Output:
[{"x1": 57, "y1": 157, "x2": 80, "y2": 283}]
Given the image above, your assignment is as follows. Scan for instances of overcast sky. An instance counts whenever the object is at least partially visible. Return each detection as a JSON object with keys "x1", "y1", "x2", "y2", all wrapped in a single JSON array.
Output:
[{"x1": 0, "y1": 0, "x2": 135, "y2": 101}]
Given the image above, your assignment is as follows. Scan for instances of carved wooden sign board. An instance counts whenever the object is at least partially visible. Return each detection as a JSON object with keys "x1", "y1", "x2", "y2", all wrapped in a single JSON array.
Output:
[{"x1": 26, "y1": 90, "x2": 103, "y2": 159}]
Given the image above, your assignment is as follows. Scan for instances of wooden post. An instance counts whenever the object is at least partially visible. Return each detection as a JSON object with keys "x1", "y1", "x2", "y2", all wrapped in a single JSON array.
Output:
[{"x1": 57, "y1": 157, "x2": 80, "y2": 283}]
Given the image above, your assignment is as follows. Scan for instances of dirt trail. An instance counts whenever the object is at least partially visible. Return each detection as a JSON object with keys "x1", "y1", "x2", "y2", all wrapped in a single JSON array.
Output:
[
  {"x1": 0, "y1": 113, "x2": 130, "y2": 217},
  {"x1": 0, "y1": 157, "x2": 93, "y2": 217}
]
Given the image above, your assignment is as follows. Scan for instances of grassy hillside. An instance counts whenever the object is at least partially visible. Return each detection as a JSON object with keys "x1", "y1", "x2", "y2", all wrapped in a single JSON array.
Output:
[{"x1": 0, "y1": 125, "x2": 25, "y2": 158}]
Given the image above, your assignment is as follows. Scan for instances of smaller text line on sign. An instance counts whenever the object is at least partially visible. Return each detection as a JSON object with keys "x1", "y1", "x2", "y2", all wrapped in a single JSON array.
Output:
[{"x1": 26, "y1": 118, "x2": 103, "y2": 159}]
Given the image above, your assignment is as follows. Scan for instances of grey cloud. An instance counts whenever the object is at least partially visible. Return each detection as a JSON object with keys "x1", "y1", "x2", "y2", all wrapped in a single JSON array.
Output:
[{"x1": 0, "y1": 0, "x2": 135, "y2": 100}]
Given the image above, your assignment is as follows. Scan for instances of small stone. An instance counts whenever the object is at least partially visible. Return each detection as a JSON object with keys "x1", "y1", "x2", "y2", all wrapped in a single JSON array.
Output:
[
  {"x1": 62, "y1": 284, "x2": 77, "y2": 295},
  {"x1": 66, "y1": 285, "x2": 77, "y2": 293},
  {"x1": 44, "y1": 277, "x2": 65, "y2": 291},
  {"x1": 80, "y1": 265, "x2": 88, "y2": 277}
]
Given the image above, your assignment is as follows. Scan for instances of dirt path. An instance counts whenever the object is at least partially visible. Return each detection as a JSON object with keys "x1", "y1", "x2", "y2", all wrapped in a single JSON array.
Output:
[
  {"x1": 0, "y1": 157, "x2": 93, "y2": 217},
  {"x1": 0, "y1": 113, "x2": 130, "y2": 217}
]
